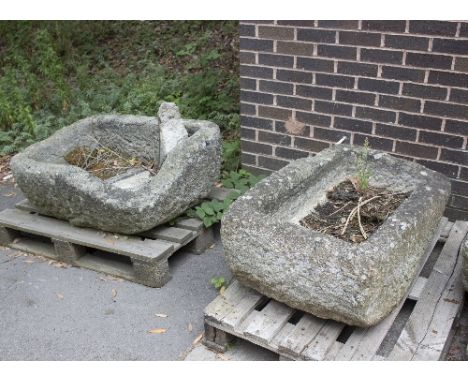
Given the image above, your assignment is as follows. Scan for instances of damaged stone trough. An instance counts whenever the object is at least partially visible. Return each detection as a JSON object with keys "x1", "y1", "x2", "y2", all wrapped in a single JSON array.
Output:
[
  {"x1": 11, "y1": 103, "x2": 221, "y2": 234},
  {"x1": 221, "y1": 145, "x2": 450, "y2": 327}
]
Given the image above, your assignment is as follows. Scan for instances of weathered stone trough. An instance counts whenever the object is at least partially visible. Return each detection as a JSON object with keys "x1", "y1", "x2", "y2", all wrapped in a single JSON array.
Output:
[
  {"x1": 221, "y1": 145, "x2": 450, "y2": 327},
  {"x1": 11, "y1": 103, "x2": 221, "y2": 234}
]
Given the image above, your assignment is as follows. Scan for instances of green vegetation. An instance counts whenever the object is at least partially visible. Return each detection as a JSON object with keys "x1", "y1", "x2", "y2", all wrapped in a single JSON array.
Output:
[
  {"x1": 210, "y1": 276, "x2": 226, "y2": 290},
  {"x1": 0, "y1": 21, "x2": 239, "y2": 164},
  {"x1": 221, "y1": 169, "x2": 263, "y2": 193},
  {"x1": 355, "y1": 137, "x2": 371, "y2": 193},
  {"x1": 187, "y1": 170, "x2": 264, "y2": 227}
]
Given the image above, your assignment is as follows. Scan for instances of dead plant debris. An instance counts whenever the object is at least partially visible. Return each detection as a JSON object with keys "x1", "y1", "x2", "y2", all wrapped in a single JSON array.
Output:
[
  {"x1": 300, "y1": 179, "x2": 410, "y2": 243},
  {"x1": 65, "y1": 145, "x2": 158, "y2": 180}
]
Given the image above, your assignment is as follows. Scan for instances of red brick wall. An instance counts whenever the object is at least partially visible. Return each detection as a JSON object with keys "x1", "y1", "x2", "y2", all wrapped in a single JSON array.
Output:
[{"x1": 240, "y1": 20, "x2": 468, "y2": 220}]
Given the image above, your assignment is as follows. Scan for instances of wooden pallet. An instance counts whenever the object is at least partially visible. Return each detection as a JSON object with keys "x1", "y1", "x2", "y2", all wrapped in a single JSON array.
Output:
[
  {"x1": 204, "y1": 218, "x2": 468, "y2": 361},
  {"x1": 0, "y1": 192, "x2": 223, "y2": 287}
]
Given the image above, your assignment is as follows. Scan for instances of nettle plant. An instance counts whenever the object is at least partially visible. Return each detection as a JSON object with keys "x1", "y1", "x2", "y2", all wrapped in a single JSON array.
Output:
[{"x1": 186, "y1": 169, "x2": 264, "y2": 227}]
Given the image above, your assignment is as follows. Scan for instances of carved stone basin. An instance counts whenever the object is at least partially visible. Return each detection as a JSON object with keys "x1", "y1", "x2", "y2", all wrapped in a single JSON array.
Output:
[
  {"x1": 11, "y1": 103, "x2": 221, "y2": 234},
  {"x1": 221, "y1": 145, "x2": 450, "y2": 327}
]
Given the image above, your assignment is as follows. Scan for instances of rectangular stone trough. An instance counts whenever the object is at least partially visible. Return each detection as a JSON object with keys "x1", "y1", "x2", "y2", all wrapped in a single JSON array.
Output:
[{"x1": 221, "y1": 145, "x2": 451, "y2": 327}]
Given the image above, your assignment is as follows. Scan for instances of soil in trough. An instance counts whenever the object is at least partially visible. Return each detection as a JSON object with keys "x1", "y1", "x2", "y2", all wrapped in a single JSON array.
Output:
[
  {"x1": 299, "y1": 179, "x2": 410, "y2": 243},
  {"x1": 65, "y1": 146, "x2": 158, "y2": 180}
]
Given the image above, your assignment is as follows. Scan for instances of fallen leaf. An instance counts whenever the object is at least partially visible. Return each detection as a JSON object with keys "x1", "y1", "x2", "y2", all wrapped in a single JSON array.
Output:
[
  {"x1": 192, "y1": 332, "x2": 203, "y2": 345},
  {"x1": 219, "y1": 286, "x2": 226, "y2": 296},
  {"x1": 148, "y1": 328, "x2": 167, "y2": 334},
  {"x1": 112, "y1": 289, "x2": 117, "y2": 299},
  {"x1": 57, "y1": 293, "x2": 64, "y2": 300},
  {"x1": 155, "y1": 313, "x2": 168, "y2": 318},
  {"x1": 187, "y1": 322, "x2": 193, "y2": 332},
  {"x1": 23, "y1": 259, "x2": 35, "y2": 264}
]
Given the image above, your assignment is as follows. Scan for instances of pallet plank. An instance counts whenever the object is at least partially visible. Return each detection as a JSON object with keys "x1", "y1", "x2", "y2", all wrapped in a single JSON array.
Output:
[
  {"x1": 174, "y1": 218, "x2": 203, "y2": 232},
  {"x1": 204, "y1": 280, "x2": 260, "y2": 325},
  {"x1": 301, "y1": 320, "x2": 344, "y2": 361},
  {"x1": 324, "y1": 341, "x2": 344, "y2": 360},
  {"x1": 270, "y1": 322, "x2": 297, "y2": 352},
  {"x1": 142, "y1": 226, "x2": 195, "y2": 244},
  {"x1": 221, "y1": 291, "x2": 265, "y2": 331},
  {"x1": 278, "y1": 315, "x2": 325, "y2": 359},
  {"x1": 242, "y1": 300, "x2": 294, "y2": 345},
  {"x1": 408, "y1": 277, "x2": 428, "y2": 301},
  {"x1": 412, "y1": 253, "x2": 465, "y2": 360},
  {"x1": 440, "y1": 221, "x2": 454, "y2": 242},
  {"x1": 0, "y1": 208, "x2": 174, "y2": 262},
  {"x1": 347, "y1": 301, "x2": 406, "y2": 361},
  {"x1": 388, "y1": 221, "x2": 468, "y2": 361}
]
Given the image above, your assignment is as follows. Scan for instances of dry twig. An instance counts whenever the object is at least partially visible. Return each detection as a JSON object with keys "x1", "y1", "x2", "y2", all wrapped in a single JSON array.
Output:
[{"x1": 356, "y1": 197, "x2": 367, "y2": 239}]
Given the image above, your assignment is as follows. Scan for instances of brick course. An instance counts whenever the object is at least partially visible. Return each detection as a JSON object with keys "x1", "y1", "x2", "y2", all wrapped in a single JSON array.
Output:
[{"x1": 239, "y1": 20, "x2": 468, "y2": 220}]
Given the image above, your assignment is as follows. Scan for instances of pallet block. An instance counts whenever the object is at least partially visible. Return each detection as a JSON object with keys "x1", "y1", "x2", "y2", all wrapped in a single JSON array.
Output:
[{"x1": 203, "y1": 218, "x2": 468, "y2": 361}]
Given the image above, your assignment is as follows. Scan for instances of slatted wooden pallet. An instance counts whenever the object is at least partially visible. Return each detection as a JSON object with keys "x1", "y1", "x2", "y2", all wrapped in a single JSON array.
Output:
[
  {"x1": 204, "y1": 218, "x2": 468, "y2": 361},
  {"x1": 0, "y1": 187, "x2": 229, "y2": 287}
]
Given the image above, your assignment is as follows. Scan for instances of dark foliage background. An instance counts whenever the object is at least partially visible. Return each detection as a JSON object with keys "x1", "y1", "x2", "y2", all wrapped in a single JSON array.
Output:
[{"x1": 0, "y1": 21, "x2": 240, "y2": 170}]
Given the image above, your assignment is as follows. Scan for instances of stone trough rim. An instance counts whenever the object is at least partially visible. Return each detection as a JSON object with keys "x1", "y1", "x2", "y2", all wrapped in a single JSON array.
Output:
[{"x1": 229, "y1": 146, "x2": 448, "y2": 251}]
